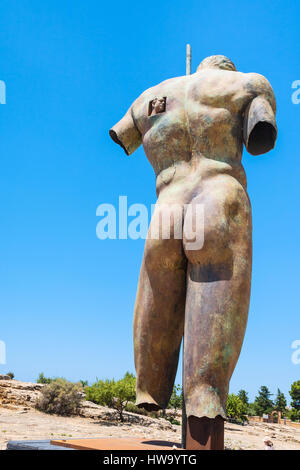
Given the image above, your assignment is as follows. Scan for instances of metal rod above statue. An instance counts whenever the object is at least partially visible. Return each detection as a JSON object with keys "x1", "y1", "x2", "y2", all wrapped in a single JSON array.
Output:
[
  {"x1": 109, "y1": 46, "x2": 277, "y2": 450},
  {"x1": 186, "y1": 43, "x2": 191, "y2": 75}
]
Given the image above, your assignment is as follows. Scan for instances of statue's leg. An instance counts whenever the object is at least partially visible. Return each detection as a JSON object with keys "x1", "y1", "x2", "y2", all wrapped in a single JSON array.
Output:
[
  {"x1": 182, "y1": 178, "x2": 252, "y2": 449},
  {"x1": 134, "y1": 203, "x2": 187, "y2": 411}
]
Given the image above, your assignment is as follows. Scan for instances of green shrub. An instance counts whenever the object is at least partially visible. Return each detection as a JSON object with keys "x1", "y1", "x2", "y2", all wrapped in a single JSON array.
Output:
[
  {"x1": 167, "y1": 384, "x2": 182, "y2": 419},
  {"x1": 37, "y1": 372, "x2": 54, "y2": 384},
  {"x1": 246, "y1": 403, "x2": 256, "y2": 416},
  {"x1": 289, "y1": 381, "x2": 300, "y2": 411},
  {"x1": 80, "y1": 380, "x2": 88, "y2": 388},
  {"x1": 165, "y1": 416, "x2": 180, "y2": 426},
  {"x1": 7, "y1": 372, "x2": 14, "y2": 379},
  {"x1": 289, "y1": 408, "x2": 300, "y2": 422},
  {"x1": 85, "y1": 372, "x2": 136, "y2": 422},
  {"x1": 36, "y1": 378, "x2": 82, "y2": 416},
  {"x1": 226, "y1": 393, "x2": 248, "y2": 423},
  {"x1": 125, "y1": 402, "x2": 148, "y2": 416}
]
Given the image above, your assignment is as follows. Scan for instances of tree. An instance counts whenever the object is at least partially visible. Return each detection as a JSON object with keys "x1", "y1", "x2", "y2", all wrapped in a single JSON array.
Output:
[
  {"x1": 289, "y1": 381, "x2": 300, "y2": 411},
  {"x1": 238, "y1": 389, "x2": 249, "y2": 406},
  {"x1": 37, "y1": 372, "x2": 54, "y2": 384},
  {"x1": 226, "y1": 393, "x2": 247, "y2": 422},
  {"x1": 247, "y1": 402, "x2": 256, "y2": 416},
  {"x1": 80, "y1": 380, "x2": 88, "y2": 388},
  {"x1": 254, "y1": 386, "x2": 273, "y2": 416},
  {"x1": 85, "y1": 372, "x2": 136, "y2": 422},
  {"x1": 167, "y1": 384, "x2": 182, "y2": 419},
  {"x1": 289, "y1": 408, "x2": 300, "y2": 422},
  {"x1": 274, "y1": 388, "x2": 287, "y2": 415}
]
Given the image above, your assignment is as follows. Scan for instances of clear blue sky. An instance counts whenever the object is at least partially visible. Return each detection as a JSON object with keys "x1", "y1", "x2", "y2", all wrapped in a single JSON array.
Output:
[{"x1": 0, "y1": 0, "x2": 299, "y2": 404}]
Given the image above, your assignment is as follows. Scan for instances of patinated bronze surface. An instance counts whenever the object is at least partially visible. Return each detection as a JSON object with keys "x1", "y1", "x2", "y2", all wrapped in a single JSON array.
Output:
[{"x1": 110, "y1": 55, "x2": 277, "y2": 427}]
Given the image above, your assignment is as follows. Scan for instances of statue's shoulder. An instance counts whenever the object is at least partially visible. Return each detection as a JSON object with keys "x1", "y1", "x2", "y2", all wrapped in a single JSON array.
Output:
[
  {"x1": 242, "y1": 72, "x2": 276, "y2": 107},
  {"x1": 242, "y1": 72, "x2": 274, "y2": 93}
]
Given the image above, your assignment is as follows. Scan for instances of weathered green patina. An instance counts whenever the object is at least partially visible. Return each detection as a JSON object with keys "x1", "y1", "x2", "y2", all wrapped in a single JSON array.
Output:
[{"x1": 109, "y1": 55, "x2": 277, "y2": 421}]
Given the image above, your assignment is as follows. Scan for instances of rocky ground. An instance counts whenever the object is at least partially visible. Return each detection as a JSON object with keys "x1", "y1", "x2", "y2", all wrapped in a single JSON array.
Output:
[{"x1": 0, "y1": 378, "x2": 300, "y2": 451}]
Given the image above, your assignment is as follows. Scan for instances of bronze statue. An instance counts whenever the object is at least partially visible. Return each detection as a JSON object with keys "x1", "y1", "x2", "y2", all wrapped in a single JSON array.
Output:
[{"x1": 109, "y1": 55, "x2": 277, "y2": 449}]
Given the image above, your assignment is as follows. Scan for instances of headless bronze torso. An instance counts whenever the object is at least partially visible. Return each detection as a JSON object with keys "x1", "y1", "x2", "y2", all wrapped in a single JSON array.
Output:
[{"x1": 110, "y1": 55, "x2": 277, "y2": 449}]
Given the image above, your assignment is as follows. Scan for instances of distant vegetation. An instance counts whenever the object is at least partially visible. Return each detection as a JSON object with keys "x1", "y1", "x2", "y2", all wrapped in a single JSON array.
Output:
[
  {"x1": 289, "y1": 380, "x2": 300, "y2": 421},
  {"x1": 35, "y1": 372, "x2": 300, "y2": 423},
  {"x1": 228, "y1": 382, "x2": 300, "y2": 422},
  {"x1": 226, "y1": 393, "x2": 248, "y2": 423},
  {"x1": 37, "y1": 372, "x2": 88, "y2": 387},
  {"x1": 85, "y1": 373, "x2": 184, "y2": 423},
  {"x1": 85, "y1": 372, "x2": 136, "y2": 422},
  {"x1": 37, "y1": 372, "x2": 54, "y2": 384}
]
